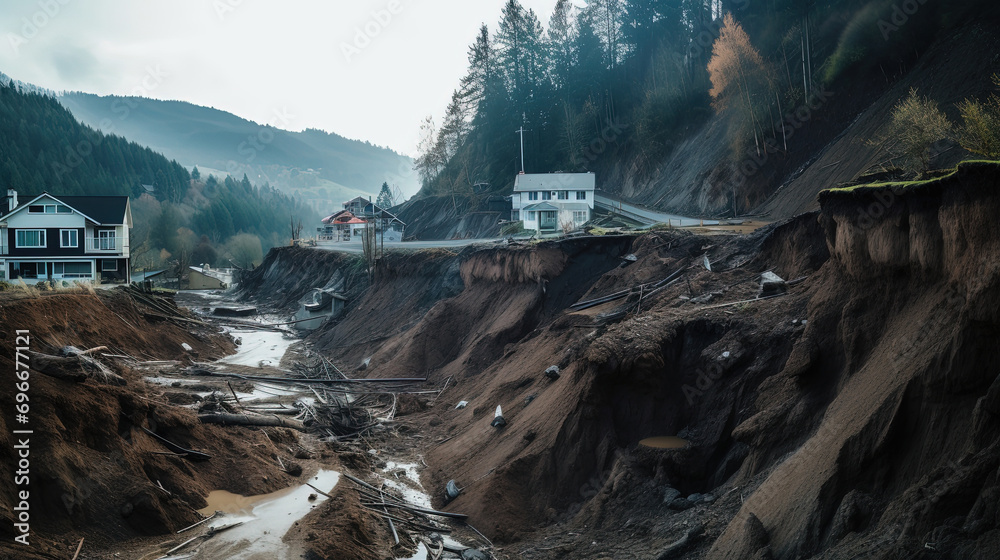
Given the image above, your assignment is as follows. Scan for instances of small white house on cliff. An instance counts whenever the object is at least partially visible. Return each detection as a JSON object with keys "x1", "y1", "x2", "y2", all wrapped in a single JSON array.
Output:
[{"x1": 511, "y1": 172, "x2": 595, "y2": 233}]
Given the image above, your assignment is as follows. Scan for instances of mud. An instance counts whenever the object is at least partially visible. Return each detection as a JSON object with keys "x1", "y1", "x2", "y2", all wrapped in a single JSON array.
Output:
[{"x1": 4, "y1": 162, "x2": 1000, "y2": 559}]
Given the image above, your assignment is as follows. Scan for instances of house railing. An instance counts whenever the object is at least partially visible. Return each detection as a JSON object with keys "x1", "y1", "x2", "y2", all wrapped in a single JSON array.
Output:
[{"x1": 86, "y1": 237, "x2": 125, "y2": 252}]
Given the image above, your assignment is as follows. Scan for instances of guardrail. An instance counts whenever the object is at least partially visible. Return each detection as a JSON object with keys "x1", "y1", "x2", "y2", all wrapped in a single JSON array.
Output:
[{"x1": 86, "y1": 237, "x2": 124, "y2": 252}]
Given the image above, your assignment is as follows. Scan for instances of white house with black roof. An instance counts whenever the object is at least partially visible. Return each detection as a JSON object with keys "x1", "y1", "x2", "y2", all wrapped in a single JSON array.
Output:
[
  {"x1": 511, "y1": 172, "x2": 595, "y2": 233},
  {"x1": 0, "y1": 189, "x2": 132, "y2": 284}
]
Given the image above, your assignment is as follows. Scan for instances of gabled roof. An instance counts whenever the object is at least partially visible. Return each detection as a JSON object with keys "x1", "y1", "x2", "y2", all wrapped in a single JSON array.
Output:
[
  {"x1": 1, "y1": 192, "x2": 130, "y2": 225},
  {"x1": 514, "y1": 172, "x2": 596, "y2": 192},
  {"x1": 523, "y1": 202, "x2": 561, "y2": 212},
  {"x1": 130, "y1": 269, "x2": 167, "y2": 282}
]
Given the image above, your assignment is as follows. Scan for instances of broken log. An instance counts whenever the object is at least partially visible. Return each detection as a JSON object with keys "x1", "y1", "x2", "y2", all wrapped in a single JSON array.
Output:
[
  {"x1": 140, "y1": 427, "x2": 212, "y2": 462},
  {"x1": 29, "y1": 351, "x2": 126, "y2": 385},
  {"x1": 177, "y1": 511, "x2": 218, "y2": 534},
  {"x1": 198, "y1": 413, "x2": 306, "y2": 431}
]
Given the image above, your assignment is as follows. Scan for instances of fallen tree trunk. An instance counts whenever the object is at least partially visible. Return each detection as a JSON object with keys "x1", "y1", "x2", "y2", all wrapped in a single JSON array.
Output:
[
  {"x1": 29, "y1": 351, "x2": 127, "y2": 385},
  {"x1": 198, "y1": 413, "x2": 306, "y2": 431}
]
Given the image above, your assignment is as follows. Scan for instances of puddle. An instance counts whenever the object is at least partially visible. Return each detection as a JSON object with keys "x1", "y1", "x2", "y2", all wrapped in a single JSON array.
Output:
[
  {"x1": 220, "y1": 329, "x2": 296, "y2": 368},
  {"x1": 400, "y1": 543, "x2": 430, "y2": 560},
  {"x1": 382, "y1": 461, "x2": 432, "y2": 508},
  {"x1": 638, "y1": 436, "x2": 689, "y2": 449},
  {"x1": 189, "y1": 470, "x2": 340, "y2": 559}
]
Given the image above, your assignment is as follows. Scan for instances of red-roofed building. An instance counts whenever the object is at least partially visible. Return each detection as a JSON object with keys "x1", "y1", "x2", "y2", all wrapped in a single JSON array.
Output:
[{"x1": 318, "y1": 210, "x2": 367, "y2": 241}]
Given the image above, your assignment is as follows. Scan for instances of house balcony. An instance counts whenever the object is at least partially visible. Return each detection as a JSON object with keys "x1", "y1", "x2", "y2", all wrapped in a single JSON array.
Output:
[{"x1": 85, "y1": 237, "x2": 126, "y2": 254}]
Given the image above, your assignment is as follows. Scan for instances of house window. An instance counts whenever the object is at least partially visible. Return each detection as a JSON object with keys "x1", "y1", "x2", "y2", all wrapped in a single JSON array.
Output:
[
  {"x1": 573, "y1": 211, "x2": 588, "y2": 223},
  {"x1": 528, "y1": 192, "x2": 539, "y2": 201},
  {"x1": 527, "y1": 211, "x2": 536, "y2": 221},
  {"x1": 102, "y1": 260, "x2": 118, "y2": 272},
  {"x1": 577, "y1": 191, "x2": 587, "y2": 200},
  {"x1": 512, "y1": 210, "x2": 520, "y2": 221},
  {"x1": 96, "y1": 230, "x2": 117, "y2": 250},
  {"x1": 542, "y1": 191, "x2": 552, "y2": 200},
  {"x1": 15, "y1": 230, "x2": 46, "y2": 248},
  {"x1": 60, "y1": 229, "x2": 78, "y2": 248},
  {"x1": 54, "y1": 262, "x2": 92, "y2": 278},
  {"x1": 557, "y1": 191, "x2": 569, "y2": 200},
  {"x1": 28, "y1": 204, "x2": 70, "y2": 214}
]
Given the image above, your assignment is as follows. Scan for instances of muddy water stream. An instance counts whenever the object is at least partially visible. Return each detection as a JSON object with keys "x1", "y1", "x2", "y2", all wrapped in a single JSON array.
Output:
[{"x1": 182, "y1": 470, "x2": 339, "y2": 559}]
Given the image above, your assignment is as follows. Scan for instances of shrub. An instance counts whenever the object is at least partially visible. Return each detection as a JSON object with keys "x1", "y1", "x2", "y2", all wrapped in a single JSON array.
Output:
[
  {"x1": 885, "y1": 88, "x2": 952, "y2": 173},
  {"x1": 957, "y1": 74, "x2": 1000, "y2": 159}
]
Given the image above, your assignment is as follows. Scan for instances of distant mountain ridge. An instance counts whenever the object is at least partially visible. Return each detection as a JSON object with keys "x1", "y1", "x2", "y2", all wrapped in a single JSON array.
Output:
[{"x1": 58, "y1": 92, "x2": 419, "y2": 212}]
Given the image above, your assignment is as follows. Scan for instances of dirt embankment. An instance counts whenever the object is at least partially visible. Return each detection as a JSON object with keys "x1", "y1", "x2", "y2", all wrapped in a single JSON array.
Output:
[
  {"x1": 708, "y1": 161, "x2": 1000, "y2": 559},
  {"x1": 234, "y1": 163, "x2": 1000, "y2": 559},
  {"x1": 0, "y1": 290, "x2": 300, "y2": 560}
]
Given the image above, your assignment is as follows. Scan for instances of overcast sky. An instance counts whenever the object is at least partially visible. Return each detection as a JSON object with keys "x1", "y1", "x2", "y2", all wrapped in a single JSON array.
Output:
[{"x1": 0, "y1": 0, "x2": 560, "y2": 157}]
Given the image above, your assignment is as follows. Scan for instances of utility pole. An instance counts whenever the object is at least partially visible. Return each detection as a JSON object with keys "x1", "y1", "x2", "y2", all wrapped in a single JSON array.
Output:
[{"x1": 516, "y1": 126, "x2": 527, "y2": 173}]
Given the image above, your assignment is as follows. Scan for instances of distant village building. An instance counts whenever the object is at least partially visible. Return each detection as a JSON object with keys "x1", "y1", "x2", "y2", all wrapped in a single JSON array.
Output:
[
  {"x1": 511, "y1": 172, "x2": 595, "y2": 233},
  {"x1": 187, "y1": 265, "x2": 231, "y2": 290},
  {"x1": 0, "y1": 189, "x2": 132, "y2": 284},
  {"x1": 320, "y1": 197, "x2": 406, "y2": 243},
  {"x1": 319, "y1": 210, "x2": 367, "y2": 241}
]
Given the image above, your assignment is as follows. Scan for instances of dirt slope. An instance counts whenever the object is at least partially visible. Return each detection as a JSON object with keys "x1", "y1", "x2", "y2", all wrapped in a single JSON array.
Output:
[
  {"x1": 0, "y1": 290, "x2": 297, "y2": 560},
  {"x1": 233, "y1": 162, "x2": 1000, "y2": 559}
]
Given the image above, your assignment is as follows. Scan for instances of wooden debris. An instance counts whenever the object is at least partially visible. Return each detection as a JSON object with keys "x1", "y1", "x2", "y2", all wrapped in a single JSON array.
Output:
[
  {"x1": 140, "y1": 426, "x2": 212, "y2": 462},
  {"x1": 176, "y1": 511, "x2": 218, "y2": 534},
  {"x1": 198, "y1": 412, "x2": 306, "y2": 431},
  {"x1": 29, "y1": 350, "x2": 126, "y2": 385},
  {"x1": 71, "y1": 537, "x2": 84, "y2": 560}
]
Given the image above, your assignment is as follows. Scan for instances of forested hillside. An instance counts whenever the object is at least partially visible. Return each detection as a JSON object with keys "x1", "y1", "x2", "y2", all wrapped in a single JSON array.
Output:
[
  {"x1": 59, "y1": 93, "x2": 419, "y2": 212},
  {"x1": 416, "y1": 0, "x2": 1000, "y2": 217},
  {"x1": 0, "y1": 80, "x2": 316, "y2": 272}
]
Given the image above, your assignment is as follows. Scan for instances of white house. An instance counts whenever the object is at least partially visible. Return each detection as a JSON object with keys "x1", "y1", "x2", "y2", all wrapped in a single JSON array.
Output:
[
  {"x1": 0, "y1": 189, "x2": 132, "y2": 284},
  {"x1": 511, "y1": 172, "x2": 595, "y2": 233}
]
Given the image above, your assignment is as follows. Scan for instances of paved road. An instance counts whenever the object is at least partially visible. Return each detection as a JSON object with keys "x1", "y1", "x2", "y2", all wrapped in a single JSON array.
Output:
[
  {"x1": 313, "y1": 238, "x2": 500, "y2": 253},
  {"x1": 595, "y1": 191, "x2": 719, "y2": 227}
]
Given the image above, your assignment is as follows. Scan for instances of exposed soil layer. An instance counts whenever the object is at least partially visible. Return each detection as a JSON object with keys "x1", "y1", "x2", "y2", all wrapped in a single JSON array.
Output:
[
  {"x1": 0, "y1": 289, "x2": 304, "y2": 560},
  {"x1": 234, "y1": 163, "x2": 1000, "y2": 559}
]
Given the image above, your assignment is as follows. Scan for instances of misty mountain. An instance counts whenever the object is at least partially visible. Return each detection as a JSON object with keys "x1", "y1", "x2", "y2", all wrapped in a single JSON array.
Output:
[{"x1": 58, "y1": 92, "x2": 419, "y2": 213}]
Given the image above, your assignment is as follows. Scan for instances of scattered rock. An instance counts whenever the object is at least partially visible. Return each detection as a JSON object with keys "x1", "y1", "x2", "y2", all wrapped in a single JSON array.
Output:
[
  {"x1": 455, "y1": 400, "x2": 469, "y2": 409},
  {"x1": 687, "y1": 493, "x2": 703, "y2": 503},
  {"x1": 663, "y1": 487, "x2": 681, "y2": 503},
  {"x1": 284, "y1": 462, "x2": 303, "y2": 477},
  {"x1": 545, "y1": 365, "x2": 561, "y2": 380},
  {"x1": 445, "y1": 480, "x2": 462, "y2": 502},
  {"x1": 758, "y1": 271, "x2": 787, "y2": 298},
  {"x1": 667, "y1": 498, "x2": 694, "y2": 510},
  {"x1": 461, "y1": 550, "x2": 489, "y2": 560}
]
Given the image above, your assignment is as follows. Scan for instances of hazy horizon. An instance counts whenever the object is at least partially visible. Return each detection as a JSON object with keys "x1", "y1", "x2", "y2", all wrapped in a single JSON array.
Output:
[{"x1": 0, "y1": 0, "x2": 559, "y2": 157}]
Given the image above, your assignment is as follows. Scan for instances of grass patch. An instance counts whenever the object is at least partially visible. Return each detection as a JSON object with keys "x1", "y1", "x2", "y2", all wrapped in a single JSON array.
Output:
[{"x1": 825, "y1": 160, "x2": 1000, "y2": 193}]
